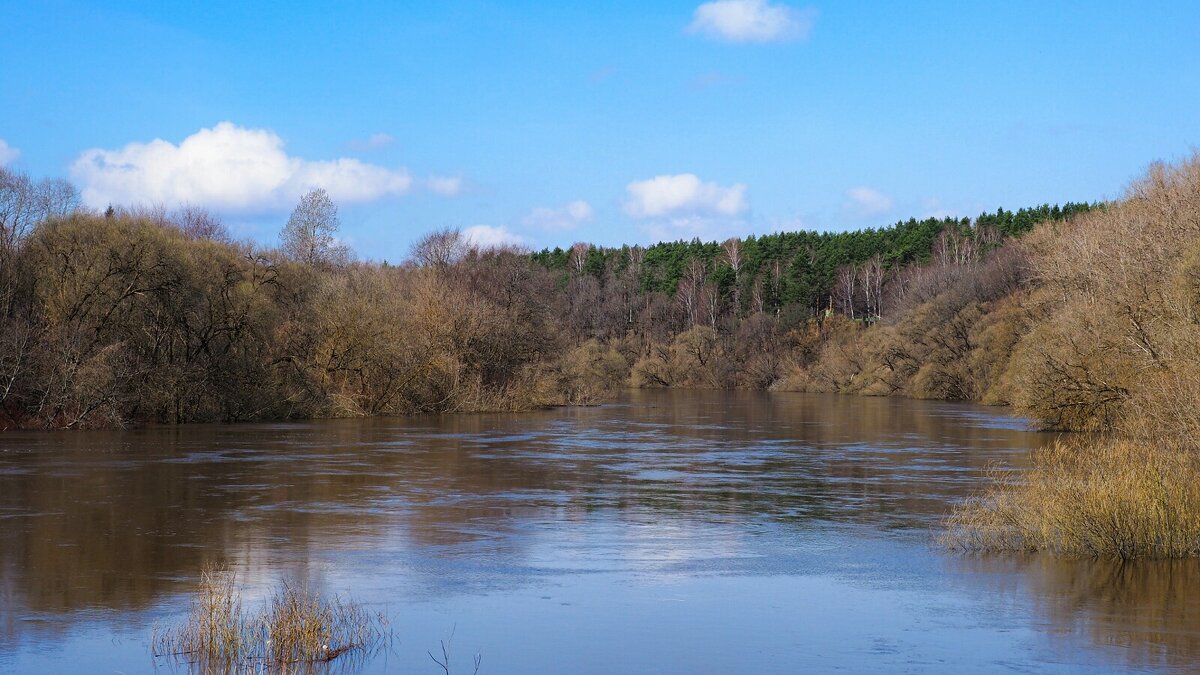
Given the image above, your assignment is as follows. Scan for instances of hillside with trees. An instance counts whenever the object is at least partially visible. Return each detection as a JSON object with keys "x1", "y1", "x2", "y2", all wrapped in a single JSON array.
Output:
[
  {"x1": 0, "y1": 155, "x2": 1192, "y2": 440},
  {"x1": 1, "y1": 157, "x2": 1102, "y2": 429},
  {"x1": 532, "y1": 202, "x2": 1092, "y2": 324},
  {"x1": 941, "y1": 156, "x2": 1200, "y2": 558}
]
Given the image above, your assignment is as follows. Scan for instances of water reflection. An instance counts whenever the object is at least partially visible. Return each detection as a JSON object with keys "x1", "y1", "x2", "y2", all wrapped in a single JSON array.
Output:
[
  {"x1": 1, "y1": 390, "x2": 1197, "y2": 672},
  {"x1": 951, "y1": 555, "x2": 1200, "y2": 671}
]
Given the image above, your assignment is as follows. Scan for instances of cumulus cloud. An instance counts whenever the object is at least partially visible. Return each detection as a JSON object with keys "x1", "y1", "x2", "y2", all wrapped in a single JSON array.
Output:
[
  {"x1": 462, "y1": 224, "x2": 527, "y2": 249},
  {"x1": 687, "y1": 0, "x2": 816, "y2": 43},
  {"x1": 346, "y1": 132, "x2": 395, "y2": 151},
  {"x1": 70, "y1": 122, "x2": 415, "y2": 211},
  {"x1": 845, "y1": 186, "x2": 894, "y2": 218},
  {"x1": 625, "y1": 173, "x2": 747, "y2": 218},
  {"x1": 0, "y1": 139, "x2": 19, "y2": 166},
  {"x1": 523, "y1": 200, "x2": 594, "y2": 230}
]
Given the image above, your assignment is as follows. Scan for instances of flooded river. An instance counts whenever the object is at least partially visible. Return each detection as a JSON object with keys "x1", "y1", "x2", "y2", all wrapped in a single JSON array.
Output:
[{"x1": 1, "y1": 390, "x2": 1198, "y2": 673}]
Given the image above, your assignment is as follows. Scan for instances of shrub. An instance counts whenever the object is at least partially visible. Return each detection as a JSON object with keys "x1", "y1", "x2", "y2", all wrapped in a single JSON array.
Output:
[{"x1": 553, "y1": 340, "x2": 628, "y2": 405}]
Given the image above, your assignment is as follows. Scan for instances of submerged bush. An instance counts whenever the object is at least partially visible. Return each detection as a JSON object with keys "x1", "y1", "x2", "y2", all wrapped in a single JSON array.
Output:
[
  {"x1": 153, "y1": 563, "x2": 389, "y2": 672},
  {"x1": 942, "y1": 439, "x2": 1200, "y2": 560}
]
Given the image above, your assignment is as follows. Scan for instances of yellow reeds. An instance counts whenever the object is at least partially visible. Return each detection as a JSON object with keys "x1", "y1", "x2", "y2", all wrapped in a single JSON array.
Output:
[
  {"x1": 942, "y1": 439, "x2": 1200, "y2": 559},
  {"x1": 153, "y1": 562, "x2": 390, "y2": 672}
]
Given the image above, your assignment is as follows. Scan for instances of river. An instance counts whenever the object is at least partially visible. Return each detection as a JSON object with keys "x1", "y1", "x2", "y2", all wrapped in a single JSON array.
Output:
[{"x1": 1, "y1": 390, "x2": 1198, "y2": 673}]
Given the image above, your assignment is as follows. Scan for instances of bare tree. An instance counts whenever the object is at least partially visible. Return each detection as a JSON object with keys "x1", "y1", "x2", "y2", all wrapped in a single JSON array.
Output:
[
  {"x1": 569, "y1": 242, "x2": 592, "y2": 275},
  {"x1": 107, "y1": 203, "x2": 175, "y2": 228},
  {"x1": 859, "y1": 255, "x2": 884, "y2": 320},
  {"x1": 175, "y1": 205, "x2": 230, "y2": 242},
  {"x1": 933, "y1": 226, "x2": 978, "y2": 268},
  {"x1": 770, "y1": 261, "x2": 782, "y2": 313},
  {"x1": 0, "y1": 168, "x2": 80, "y2": 252},
  {"x1": 721, "y1": 237, "x2": 743, "y2": 313},
  {"x1": 676, "y1": 277, "x2": 698, "y2": 328},
  {"x1": 703, "y1": 282, "x2": 720, "y2": 329},
  {"x1": 627, "y1": 245, "x2": 645, "y2": 271},
  {"x1": 751, "y1": 275, "x2": 765, "y2": 314},
  {"x1": 676, "y1": 259, "x2": 707, "y2": 327},
  {"x1": 621, "y1": 246, "x2": 646, "y2": 326},
  {"x1": 33, "y1": 178, "x2": 80, "y2": 220},
  {"x1": 0, "y1": 168, "x2": 33, "y2": 257},
  {"x1": 834, "y1": 264, "x2": 857, "y2": 319},
  {"x1": 281, "y1": 188, "x2": 349, "y2": 266},
  {"x1": 409, "y1": 227, "x2": 466, "y2": 268}
]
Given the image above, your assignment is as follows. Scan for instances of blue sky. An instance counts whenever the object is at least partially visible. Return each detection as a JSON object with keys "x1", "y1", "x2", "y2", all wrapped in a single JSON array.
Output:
[{"x1": 2, "y1": 0, "x2": 1198, "y2": 261}]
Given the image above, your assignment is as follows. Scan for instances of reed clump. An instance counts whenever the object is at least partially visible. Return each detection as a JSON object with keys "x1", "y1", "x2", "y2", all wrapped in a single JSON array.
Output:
[
  {"x1": 153, "y1": 563, "x2": 389, "y2": 672},
  {"x1": 942, "y1": 439, "x2": 1200, "y2": 559}
]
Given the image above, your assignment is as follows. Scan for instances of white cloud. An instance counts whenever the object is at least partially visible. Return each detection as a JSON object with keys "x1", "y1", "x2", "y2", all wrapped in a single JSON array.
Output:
[
  {"x1": 347, "y1": 132, "x2": 395, "y2": 151},
  {"x1": 0, "y1": 139, "x2": 19, "y2": 166},
  {"x1": 845, "y1": 186, "x2": 894, "y2": 218},
  {"x1": 70, "y1": 122, "x2": 414, "y2": 211},
  {"x1": 425, "y1": 176, "x2": 464, "y2": 196},
  {"x1": 625, "y1": 174, "x2": 747, "y2": 218},
  {"x1": 523, "y1": 200, "x2": 594, "y2": 230},
  {"x1": 687, "y1": 0, "x2": 816, "y2": 43},
  {"x1": 463, "y1": 224, "x2": 527, "y2": 249}
]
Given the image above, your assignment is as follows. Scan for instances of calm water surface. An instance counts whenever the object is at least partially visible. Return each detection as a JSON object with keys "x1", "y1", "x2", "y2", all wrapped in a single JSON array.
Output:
[{"x1": 1, "y1": 390, "x2": 1198, "y2": 673}]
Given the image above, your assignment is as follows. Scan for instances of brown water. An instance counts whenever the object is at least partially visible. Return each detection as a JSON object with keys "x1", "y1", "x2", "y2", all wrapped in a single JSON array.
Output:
[{"x1": 1, "y1": 390, "x2": 1198, "y2": 673}]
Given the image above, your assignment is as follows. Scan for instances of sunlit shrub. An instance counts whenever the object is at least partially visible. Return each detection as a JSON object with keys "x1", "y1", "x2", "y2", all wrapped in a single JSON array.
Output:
[
  {"x1": 553, "y1": 340, "x2": 629, "y2": 405},
  {"x1": 943, "y1": 439, "x2": 1200, "y2": 559}
]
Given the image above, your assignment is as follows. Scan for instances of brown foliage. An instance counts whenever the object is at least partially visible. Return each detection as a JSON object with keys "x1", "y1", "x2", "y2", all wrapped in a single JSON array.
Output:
[
  {"x1": 944, "y1": 155, "x2": 1200, "y2": 559},
  {"x1": 5, "y1": 154, "x2": 1199, "y2": 437},
  {"x1": 778, "y1": 154, "x2": 1200, "y2": 435},
  {"x1": 0, "y1": 215, "x2": 590, "y2": 428},
  {"x1": 1012, "y1": 154, "x2": 1200, "y2": 432},
  {"x1": 552, "y1": 340, "x2": 628, "y2": 405},
  {"x1": 631, "y1": 325, "x2": 732, "y2": 389}
]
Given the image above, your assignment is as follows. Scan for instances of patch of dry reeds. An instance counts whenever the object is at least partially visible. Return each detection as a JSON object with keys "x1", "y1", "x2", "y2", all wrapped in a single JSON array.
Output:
[
  {"x1": 153, "y1": 563, "x2": 390, "y2": 673},
  {"x1": 942, "y1": 438, "x2": 1200, "y2": 559}
]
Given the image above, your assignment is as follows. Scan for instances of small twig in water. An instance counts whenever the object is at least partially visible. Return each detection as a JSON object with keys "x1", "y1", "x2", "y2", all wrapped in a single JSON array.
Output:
[
  {"x1": 427, "y1": 624, "x2": 482, "y2": 674},
  {"x1": 429, "y1": 639, "x2": 451, "y2": 675}
]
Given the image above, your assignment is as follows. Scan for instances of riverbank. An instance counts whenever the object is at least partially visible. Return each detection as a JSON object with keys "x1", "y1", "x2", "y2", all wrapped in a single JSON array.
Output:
[{"x1": 640, "y1": 156, "x2": 1200, "y2": 559}]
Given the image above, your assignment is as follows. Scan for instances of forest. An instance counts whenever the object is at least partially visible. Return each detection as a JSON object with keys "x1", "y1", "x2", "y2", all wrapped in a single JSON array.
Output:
[{"x1": 1, "y1": 160, "x2": 1101, "y2": 430}]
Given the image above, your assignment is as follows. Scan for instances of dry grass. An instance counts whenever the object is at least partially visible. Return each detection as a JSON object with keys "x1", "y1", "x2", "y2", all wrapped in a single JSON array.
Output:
[
  {"x1": 153, "y1": 563, "x2": 390, "y2": 673},
  {"x1": 942, "y1": 438, "x2": 1200, "y2": 559}
]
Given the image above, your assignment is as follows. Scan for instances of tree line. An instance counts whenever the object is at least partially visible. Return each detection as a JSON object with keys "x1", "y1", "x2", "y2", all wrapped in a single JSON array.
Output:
[
  {"x1": 0, "y1": 174, "x2": 626, "y2": 429},
  {"x1": 532, "y1": 203, "x2": 1094, "y2": 329},
  {"x1": 0, "y1": 160, "x2": 1119, "y2": 431}
]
